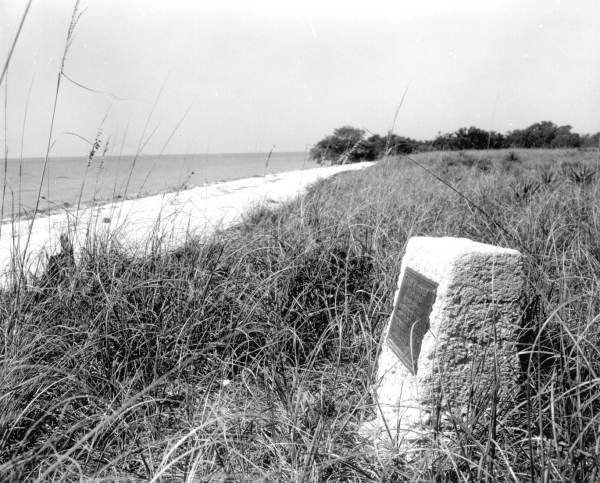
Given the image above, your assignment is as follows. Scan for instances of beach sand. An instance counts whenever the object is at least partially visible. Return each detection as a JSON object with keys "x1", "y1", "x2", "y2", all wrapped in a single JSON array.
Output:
[{"x1": 0, "y1": 162, "x2": 374, "y2": 284}]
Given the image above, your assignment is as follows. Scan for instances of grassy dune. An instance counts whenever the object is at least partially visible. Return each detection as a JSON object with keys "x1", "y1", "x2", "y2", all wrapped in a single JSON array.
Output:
[{"x1": 2, "y1": 148, "x2": 600, "y2": 481}]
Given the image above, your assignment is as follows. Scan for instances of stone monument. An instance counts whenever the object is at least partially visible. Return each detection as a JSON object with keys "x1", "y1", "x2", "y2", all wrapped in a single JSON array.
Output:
[{"x1": 364, "y1": 236, "x2": 524, "y2": 448}]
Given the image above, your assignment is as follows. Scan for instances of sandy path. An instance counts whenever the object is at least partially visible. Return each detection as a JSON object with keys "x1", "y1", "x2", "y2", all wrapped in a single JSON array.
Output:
[{"x1": 0, "y1": 162, "x2": 374, "y2": 283}]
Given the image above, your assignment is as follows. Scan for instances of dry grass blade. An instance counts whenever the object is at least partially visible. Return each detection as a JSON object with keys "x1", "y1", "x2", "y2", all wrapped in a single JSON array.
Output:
[{"x1": 0, "y1": 0, "x2": 33, "y2": 89}]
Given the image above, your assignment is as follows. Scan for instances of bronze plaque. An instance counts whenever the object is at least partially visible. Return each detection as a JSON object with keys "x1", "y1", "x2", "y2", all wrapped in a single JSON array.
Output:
[{"x1": 388, "y1": 267, "x2": 438, "y2": 375}]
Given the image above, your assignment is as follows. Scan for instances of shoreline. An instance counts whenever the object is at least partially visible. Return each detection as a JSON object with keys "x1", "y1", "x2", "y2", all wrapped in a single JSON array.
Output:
[
  {"x1": 1, "y1": 170, "x2": 288, "y2": 225},
  {"x1": 0, "y1": 162, "x2": 374, "y2": 283},
  {"x1": 0, "y1": 151, "x2": 317, "y2": 221}
]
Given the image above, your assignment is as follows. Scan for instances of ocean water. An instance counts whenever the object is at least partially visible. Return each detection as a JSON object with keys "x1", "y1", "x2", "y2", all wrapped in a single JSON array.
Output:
[{"x1": 0, "y1": 151, "x2": 316, "y2": 219}]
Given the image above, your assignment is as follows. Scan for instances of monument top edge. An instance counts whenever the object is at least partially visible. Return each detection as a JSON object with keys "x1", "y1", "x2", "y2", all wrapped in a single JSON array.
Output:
[{"x1": 407, "y1": 236, "x2": 521, "y2": 257}]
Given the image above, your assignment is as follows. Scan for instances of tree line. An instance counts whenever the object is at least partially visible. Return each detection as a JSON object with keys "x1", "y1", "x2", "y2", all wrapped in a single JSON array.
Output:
[{"x1": 310, "y1": 121, "x2": 600, "y2": 164}]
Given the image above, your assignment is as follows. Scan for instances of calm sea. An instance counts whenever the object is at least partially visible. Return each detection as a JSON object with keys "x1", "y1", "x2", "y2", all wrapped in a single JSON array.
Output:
[{"x1": 0, "y1": 151, "x2": 316, "y2": 219}]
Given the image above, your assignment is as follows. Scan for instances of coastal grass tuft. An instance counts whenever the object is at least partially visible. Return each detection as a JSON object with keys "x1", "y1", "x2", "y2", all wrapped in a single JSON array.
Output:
[{"x1": 2, "y1": 148, "x2": 600, "y2": 481}]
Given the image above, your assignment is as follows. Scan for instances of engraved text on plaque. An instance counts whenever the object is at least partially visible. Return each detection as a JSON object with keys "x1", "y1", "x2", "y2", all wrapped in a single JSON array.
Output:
[{"x1": 388, "y1": 267, "x2": 438, "y2": 374}]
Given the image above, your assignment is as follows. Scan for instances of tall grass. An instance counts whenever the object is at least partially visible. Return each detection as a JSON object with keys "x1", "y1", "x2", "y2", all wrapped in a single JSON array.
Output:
[{"x1": 2, "y1": 148, "x2": 600, "y2": 480}]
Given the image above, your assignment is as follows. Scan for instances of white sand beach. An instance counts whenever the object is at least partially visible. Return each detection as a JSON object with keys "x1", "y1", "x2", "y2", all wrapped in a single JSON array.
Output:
[{"x1": 0, "y1": 162, "x2": 374, "y2": 284}]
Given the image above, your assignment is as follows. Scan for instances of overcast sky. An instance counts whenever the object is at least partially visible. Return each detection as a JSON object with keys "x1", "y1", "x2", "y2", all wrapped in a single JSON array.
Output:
[{"x1": 1, "y1": 0, "x2": 599, "y2": 157}]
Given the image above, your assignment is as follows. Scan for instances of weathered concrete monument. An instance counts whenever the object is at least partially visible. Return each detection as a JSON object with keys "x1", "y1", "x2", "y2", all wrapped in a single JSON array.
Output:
[{"x1": 364, "y1": 236, "x2": 524, "y2": 448}]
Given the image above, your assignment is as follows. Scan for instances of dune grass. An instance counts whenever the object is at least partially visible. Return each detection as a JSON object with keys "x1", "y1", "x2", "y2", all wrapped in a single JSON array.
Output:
[{"x1": 1, "y1": 148, "x2": 600, "y2": 481}]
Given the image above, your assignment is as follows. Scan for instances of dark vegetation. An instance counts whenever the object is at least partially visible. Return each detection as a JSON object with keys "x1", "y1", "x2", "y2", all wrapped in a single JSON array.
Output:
[
  {"x1": 310, "y1": 122, "x2": 600, "y2": 164},
  {"x1": 2, "y1": 149, "x2": 600, "y2": 481}
]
